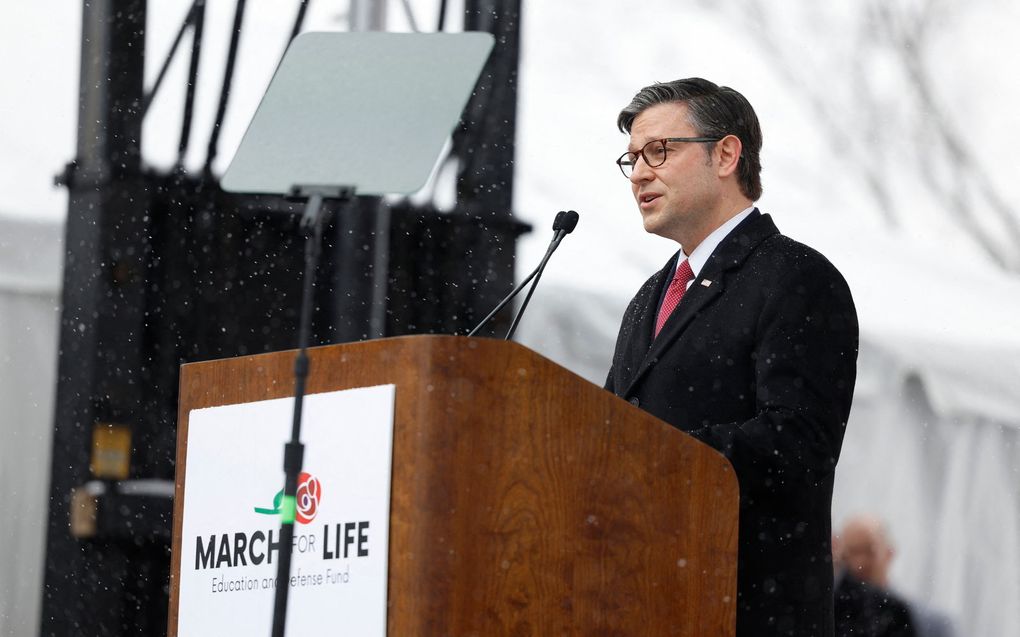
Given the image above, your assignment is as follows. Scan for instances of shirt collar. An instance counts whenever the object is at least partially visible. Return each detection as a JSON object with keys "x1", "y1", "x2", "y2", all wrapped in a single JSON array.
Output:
[{"x1": 678, "y1": 205, "x2": 756, "y2": 277}]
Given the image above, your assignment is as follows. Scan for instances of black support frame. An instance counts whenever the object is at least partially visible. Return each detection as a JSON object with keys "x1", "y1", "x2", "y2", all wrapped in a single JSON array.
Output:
[{"x1": 41, "y1": 1, "x2": 529, "y2": 635}]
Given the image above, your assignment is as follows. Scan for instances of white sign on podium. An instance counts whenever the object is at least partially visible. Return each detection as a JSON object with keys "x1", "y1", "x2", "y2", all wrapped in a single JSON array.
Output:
[{"x1": 176, "y1": 385, "x2": 396, "y2": 636}]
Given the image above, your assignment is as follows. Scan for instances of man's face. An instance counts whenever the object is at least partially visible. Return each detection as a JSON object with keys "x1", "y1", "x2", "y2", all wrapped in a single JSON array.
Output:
[
  {"x1": 627, "y1": 102, "x2": 720, "y2": 246},
  {"x1": 840, "y1": 523, "x2": 893, "y2": 586}
]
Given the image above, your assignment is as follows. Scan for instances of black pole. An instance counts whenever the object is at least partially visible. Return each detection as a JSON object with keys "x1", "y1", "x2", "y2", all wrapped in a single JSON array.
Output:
[
  {"x1": 456, "y1": 0, "x2": 522, "y2": 216},
  {"x1": 269, "y1": 187, "x2": 354, "y2": 637},
  {"x1": 43, "y1": 1, "x2": 149, "y2": 635},
  {"x1": 142, "y1": 0, "x2": 200, "y2": 117},
  {"x1": 204, "y1": 0, "x2": 248, "y2": 174},
  {"x1": 437, "y1": 0, "x2": 448, "y2": 31},
  {"x1": 177, "y1": 0, "x2": 206, "y2": 164},
  {"x1": 288, "y1": 0, "x2": 310, "y2": 44}
]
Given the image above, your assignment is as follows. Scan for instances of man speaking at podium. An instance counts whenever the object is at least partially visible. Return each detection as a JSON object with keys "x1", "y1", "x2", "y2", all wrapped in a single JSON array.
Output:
[{"x1": 604, "y1": 78, "x2": 859, "y2": 637}]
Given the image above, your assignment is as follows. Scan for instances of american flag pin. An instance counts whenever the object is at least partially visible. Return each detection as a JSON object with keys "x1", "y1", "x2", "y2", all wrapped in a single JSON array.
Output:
[{"x1": 700, "y1": 279, "x2": 713, "y2": 287}]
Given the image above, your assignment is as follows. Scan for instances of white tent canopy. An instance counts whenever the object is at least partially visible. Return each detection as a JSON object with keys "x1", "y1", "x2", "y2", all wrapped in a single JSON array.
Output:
[{"x1": 0, "y1": 215, "x2": 61, "y2": 636}]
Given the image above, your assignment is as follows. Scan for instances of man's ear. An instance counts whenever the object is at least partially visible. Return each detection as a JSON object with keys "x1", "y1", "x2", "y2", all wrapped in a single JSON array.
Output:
[{"x1": 715, "y1": 134, "x2": 743, "y2": 178}]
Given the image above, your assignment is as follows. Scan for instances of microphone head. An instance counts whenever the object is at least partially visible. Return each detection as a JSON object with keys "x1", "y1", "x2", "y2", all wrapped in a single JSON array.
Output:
[
  {"x1": 559, "y1": 210, "x2": 579, "y2": 234},
  {"x1": 551, "y1": 210, "x2": 566, "y2": 231}
]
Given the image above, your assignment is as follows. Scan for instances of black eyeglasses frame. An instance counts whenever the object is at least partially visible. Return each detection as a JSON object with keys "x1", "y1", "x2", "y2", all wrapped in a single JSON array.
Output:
[{"x1": 616, "y1": 136, "x2": 723, "y2": 177}]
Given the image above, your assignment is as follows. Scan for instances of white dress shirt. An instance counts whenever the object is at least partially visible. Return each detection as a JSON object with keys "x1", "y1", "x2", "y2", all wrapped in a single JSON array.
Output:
[{"x1": 675, "y1": 205, "x2": 756, "y2": 288}]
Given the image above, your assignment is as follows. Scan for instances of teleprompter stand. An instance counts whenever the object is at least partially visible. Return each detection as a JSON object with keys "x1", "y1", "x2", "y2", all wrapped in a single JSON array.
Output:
[
  {"x1": 270, "y1": 184, "x2": 352, "y2": 637},
  {"x1": 208, "y1": 31, "x2": 497, "y2": 637}
]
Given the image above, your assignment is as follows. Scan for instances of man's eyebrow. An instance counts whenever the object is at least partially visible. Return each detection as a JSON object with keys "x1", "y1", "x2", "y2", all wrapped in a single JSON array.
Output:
[{"x1": 626, "y1": 137, "x2": 655, "y2": 152}]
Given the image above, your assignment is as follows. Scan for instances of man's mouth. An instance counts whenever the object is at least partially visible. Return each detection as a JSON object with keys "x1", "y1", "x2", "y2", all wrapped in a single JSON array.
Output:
[{"x1": 639, "y1": 193, "x2": 661, "y2": 206}]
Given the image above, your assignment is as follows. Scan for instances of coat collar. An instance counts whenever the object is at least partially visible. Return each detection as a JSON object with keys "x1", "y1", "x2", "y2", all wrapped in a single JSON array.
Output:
[{"x1": 621, "y1": 209, "x2": 780, "y2": 397}]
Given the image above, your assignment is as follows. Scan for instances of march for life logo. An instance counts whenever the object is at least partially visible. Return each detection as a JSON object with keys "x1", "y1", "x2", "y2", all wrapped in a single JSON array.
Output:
[
  {"x1": 254, "y1": 472, "x2": 323, "y2": 524},
  {"x1": 192, "y1": 468, "x2": 371, "y2": 588},
  {"x1": 176, "y1": 386, "x2": 395, "y2": 636}
]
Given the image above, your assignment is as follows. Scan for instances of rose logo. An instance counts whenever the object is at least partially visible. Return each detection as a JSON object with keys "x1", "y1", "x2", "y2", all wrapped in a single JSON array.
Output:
[
  {"x1": 253, "y1": 471, "x2": 324, "y2": 524},
  {"x1": 295, "y1": 472, "x2": 322, "y2": 524}
]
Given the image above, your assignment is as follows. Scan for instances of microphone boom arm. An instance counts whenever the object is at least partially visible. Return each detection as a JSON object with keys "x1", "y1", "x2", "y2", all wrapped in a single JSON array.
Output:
[{"x1": 466, "y1": 210, "x2": 578, "y2": 338}]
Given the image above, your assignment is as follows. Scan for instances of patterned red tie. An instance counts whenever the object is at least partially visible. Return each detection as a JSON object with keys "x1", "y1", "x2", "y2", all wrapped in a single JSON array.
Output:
[{"x1": 654, "y1": 258, "x2": 695, "y2": 338}]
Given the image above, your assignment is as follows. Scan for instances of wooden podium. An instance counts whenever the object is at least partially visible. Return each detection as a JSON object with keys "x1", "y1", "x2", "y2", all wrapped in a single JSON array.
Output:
[{"x1": 171, "y1": 335, "x2": 738, "y2": 636}]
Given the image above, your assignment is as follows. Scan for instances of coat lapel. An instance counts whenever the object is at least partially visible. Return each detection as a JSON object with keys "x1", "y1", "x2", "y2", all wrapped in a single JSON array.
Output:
[
  {"x1": 621, "y1": 211, "x2": 780, "y2": 397},
  {"x1": 618, "y1": 258, "x2": 673, "y2": 384}
]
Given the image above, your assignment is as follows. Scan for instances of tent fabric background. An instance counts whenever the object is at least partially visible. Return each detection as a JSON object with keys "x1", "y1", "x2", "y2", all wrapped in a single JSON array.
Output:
[
  {"x1": 0, "y1": 216, "x2": 61, "y2": 637},
  {"x1": 838, "y1": 352, "x2": 1020, "y2": 637}
]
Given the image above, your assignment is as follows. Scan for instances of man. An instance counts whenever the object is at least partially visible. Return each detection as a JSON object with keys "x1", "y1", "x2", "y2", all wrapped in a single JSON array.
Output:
[
  {"x1": 840, "y1": 515, "x2": 898, "y2": 590},
  {"x1": 838, "y1": 515, "x2": 955, "y2": 637},
  {"x1": 832, "y1": 519, "x2": 917, "y2": 637},
  {"x1": 605, "y1": 78, "x2": 859, "y2": 636}
]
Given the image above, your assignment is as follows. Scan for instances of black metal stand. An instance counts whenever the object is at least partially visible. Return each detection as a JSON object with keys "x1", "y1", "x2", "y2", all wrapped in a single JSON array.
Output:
[
  {"x1": 467, "y1": 218, "x2": 569, "y2": 339},
  {"x1": 270, "y1": 185, "x2": 353, "y2": 637},
  {"x1": 503, "y1": 232, "x2": 562, "y2": 340}
]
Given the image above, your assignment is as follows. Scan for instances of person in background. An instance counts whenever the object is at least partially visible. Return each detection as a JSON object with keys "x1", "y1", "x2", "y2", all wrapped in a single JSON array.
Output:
[
  {"x1": 833, "y1": 522, "x2": 916, "y2": 637},
  {"x1": 839, "y1": 514, "x2": 957, "y2": 637}
]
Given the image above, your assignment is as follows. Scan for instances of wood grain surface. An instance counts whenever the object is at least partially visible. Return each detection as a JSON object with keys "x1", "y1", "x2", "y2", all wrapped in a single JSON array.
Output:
[{"x1": 170, "y1": 335, "x2": 738, "y2": 636}]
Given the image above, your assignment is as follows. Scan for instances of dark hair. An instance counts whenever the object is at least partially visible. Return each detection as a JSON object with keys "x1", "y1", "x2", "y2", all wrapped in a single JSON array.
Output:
[{"x1": 617, "y1": 78, "x2": 762, "y2": 200}]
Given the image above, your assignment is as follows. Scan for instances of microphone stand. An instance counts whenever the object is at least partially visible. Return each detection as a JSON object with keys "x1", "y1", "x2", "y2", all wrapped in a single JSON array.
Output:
[
  {"x1": 270, "y1": 185, "x2": 353, "y2": 637},
  {"x1": 467, "y1": 263, "x2": 542, "y2": 337},
  {"x1": 503, "y1": 232, "x2": 564, "y2": 340},
  {"x1": 468, "y1": 210, "x2": 578, "y2": 339}
]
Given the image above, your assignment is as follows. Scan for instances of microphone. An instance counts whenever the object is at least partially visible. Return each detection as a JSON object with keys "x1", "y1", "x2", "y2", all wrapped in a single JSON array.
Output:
[
  {"x1": 467, "y1": 210, "x2": 580, "y2": 338},
  {"x1": 504, "y1": 210, "x2": 578, "y2": 340},
  {"x1": 552, "y1": 209, "x2": 579, "y2": 236}
]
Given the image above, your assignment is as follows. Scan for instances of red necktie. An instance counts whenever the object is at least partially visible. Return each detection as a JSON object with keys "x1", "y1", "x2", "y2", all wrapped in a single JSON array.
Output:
[{"x1": 654, "y1": 258, "x2": 695, "y2": 338}]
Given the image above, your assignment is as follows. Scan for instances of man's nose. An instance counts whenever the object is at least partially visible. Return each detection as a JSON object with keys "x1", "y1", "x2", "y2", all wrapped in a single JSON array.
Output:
[{"x1": 629, "y1": 155, "x2": 653, "y2": 184}]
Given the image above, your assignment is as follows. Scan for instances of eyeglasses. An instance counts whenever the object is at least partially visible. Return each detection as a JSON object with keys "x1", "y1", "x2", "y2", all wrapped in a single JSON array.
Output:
[{"x1": 616, "y1": 137, "x2": 723, "y2": 178}]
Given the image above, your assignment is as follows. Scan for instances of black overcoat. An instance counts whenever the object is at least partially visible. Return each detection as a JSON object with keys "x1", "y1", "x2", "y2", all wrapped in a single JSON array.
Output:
[{"x1": 606, "y1": 210, "x2": 859, "y2": 637}]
